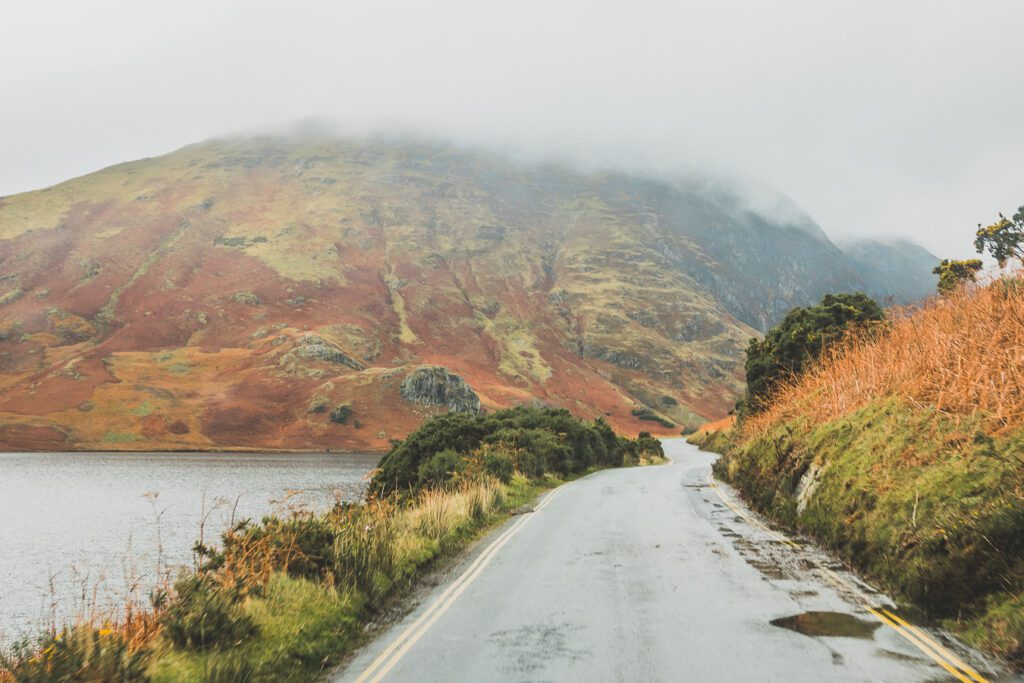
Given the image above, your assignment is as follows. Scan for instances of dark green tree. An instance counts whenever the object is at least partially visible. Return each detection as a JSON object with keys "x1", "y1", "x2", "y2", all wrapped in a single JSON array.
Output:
[
  {"x1": 932, "y1": 259, "x2": 983, "y2": 295},
  {"x1": 974, "y1": 206, "x2": 1024, "y2": 267},
  {"x1": 741, "y1": 293, "x2": 884, "y2": 414}
]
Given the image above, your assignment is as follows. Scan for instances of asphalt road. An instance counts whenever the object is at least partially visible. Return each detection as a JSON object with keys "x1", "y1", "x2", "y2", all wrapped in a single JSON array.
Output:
[{"x1": 334, "y1": 439, "x2": 1014, "y2": 683}]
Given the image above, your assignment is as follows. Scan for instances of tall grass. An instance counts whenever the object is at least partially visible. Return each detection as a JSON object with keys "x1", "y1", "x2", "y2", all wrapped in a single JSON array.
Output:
[{"x1": 746, "y1": 276, "x2": 1024, "y2": 438}]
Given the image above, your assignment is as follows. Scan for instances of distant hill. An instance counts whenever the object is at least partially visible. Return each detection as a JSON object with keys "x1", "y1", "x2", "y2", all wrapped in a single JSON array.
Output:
[
  {"x1": 0, "y1": 135, "x2": 936, "y2": 451},
  {"x1": 839, "y1": 238, "x2": 938, "y2": 305}
]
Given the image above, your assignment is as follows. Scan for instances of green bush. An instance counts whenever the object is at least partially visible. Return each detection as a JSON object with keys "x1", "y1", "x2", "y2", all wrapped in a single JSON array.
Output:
[
  {"x1": 417, "y1": 448, "x2": 462, "y2": 488},
  {"x1": 371, "y1": 407, "x2": 632, "y2": 493},
  {"x1": 482, "y1": 451, "x2": 515, "y2": 483},
  {"x1": 622, "y1": 431, "x2": 665, "y2": 464},
  {"x1": 160, "y1": 574, "x2": 258, "y2": 650},
  {"x1": 330, "y1": 404, "x2": 353, "y2": 424}
]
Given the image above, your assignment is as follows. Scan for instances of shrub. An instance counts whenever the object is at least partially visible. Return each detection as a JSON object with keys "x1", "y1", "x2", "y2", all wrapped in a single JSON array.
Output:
[
  {"x1": 417, "y1": 448, "x2": 462, "y2": 488},
  {"x1": 933, "y1": 258, "x2": 983, "y2": 295},
  {"x1": 159, "y1": 574, "x2": 258, "y2": 650},
  {"x1": 330, "y1": 404, "x2": 353, "y2": 424},
  {"x1": 371, "y1": 407, "x2": 631, "y2": 493},
  {"x1": 482, "y1": 450, "x2": 514, "y2": 483},
  {"x1": 622, "y1": 431, "x2": 665, "y2": 464}
]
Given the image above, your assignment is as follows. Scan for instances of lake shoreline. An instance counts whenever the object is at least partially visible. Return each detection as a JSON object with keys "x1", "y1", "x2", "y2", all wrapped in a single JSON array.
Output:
[{"x1": 0, "y1": 451, "x2": 380, "y2": 645}]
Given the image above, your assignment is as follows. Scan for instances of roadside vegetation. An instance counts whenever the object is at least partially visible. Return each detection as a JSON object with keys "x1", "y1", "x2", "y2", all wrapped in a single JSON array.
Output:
[
  {"x1": 692, "y1": 266, "x2": 1024, "y2": 666},
  {"x1": 0, "y1": 407, "x2": 662, "y2": 682},
  {"x1": 739, "y1": 292, "x2": 884, "y2": 414}
]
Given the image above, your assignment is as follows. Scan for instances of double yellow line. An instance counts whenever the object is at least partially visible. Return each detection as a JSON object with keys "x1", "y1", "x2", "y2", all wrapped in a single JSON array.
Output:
[
  {"x1": 706, "y1": 470, "x2": 988, "y2": 683},
  {"x1": 868, "y1": 608, "x2": 988, "y2": 683},
  {"x1": 353, "y1": 485, "x2": 568, "y2": 683}
]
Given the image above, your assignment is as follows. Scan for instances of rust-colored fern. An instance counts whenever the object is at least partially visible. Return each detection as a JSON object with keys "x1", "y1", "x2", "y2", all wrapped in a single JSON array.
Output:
[{"x1": 745, "y1": 276, "x2": 1024, "y2": 437}]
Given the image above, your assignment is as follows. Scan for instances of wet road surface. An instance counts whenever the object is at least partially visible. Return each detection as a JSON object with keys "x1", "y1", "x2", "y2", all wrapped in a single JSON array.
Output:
[{"x1": 333, "y1": 440, "x2": 1016, "y2": 682}]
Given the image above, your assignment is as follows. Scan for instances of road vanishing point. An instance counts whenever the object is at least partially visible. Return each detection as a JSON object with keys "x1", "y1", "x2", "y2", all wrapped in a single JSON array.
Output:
[{"x1": 334, "y1": 440, "x2": 1017, "y2": 683}]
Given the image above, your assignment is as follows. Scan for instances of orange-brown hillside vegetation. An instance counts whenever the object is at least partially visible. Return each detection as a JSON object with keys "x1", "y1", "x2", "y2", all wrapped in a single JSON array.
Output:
[
  {"x1": 745, "y1": 277, "x2": 1024, "y2": 437},
  {"x1": 0, "y1": 135, "x2": 937, "y2": 451}
]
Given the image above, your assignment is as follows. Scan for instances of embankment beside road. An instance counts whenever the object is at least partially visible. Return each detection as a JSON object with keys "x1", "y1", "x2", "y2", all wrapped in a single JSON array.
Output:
[{"x1": 691, "y1": 280, "x2": 1024, "y2": 667}]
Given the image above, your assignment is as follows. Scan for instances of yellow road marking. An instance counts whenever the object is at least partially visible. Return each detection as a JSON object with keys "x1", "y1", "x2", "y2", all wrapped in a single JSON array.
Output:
[
  {"x1": 868, "y1": 608, "x2": 986, "y2": 682},
  {"x1": 354, "y1": 484, "x2": 568, "y2": 683},
  {"x1": 707, "y1": 470, "x2": 988, "y2": 682},
  {"x1": 880, "y1": 609, "x2": 988, "y2": 683}
]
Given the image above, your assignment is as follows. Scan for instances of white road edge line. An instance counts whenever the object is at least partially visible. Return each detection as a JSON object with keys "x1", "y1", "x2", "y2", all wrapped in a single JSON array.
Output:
[{"x1": 353, "y1": 483, "x2": 568, "y2": 683}]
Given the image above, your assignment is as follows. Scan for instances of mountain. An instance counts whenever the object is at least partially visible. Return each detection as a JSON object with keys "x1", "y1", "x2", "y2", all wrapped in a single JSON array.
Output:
[
  {"x1": 839, "y1": 238, "x2": 938, "y2": 305},
  {"x1": 0, "y1": 135, "x2": 934, "y2": 451}
]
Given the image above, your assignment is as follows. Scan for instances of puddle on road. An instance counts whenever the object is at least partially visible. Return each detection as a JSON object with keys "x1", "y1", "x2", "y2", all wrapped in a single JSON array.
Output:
[{"x1": 770, "y1": 611, "x2": 881, "y2": 639}]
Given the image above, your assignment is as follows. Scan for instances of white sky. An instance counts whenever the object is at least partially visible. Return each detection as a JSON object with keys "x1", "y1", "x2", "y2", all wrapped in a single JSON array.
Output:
[{"x1": 2, "y1": 0, "x2": 1022, "y2": 257}]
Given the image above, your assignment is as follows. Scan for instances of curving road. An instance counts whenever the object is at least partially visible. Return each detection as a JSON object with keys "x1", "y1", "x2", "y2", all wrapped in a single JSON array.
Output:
[{"x1": 333, "y1": 440, "x2": 1014, "y2": 683}]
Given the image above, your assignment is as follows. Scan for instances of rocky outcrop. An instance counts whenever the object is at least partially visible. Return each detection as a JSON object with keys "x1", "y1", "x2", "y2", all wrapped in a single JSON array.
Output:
[
  {"x1": 400, "y1": 366, "x2": 481, "y2": 414},
  {"x1": 291, "y1": 336, "x2": 365, "y2": 370}
]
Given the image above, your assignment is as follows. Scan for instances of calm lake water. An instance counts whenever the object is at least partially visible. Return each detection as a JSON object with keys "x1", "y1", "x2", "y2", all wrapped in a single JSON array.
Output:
[{"x1": 0, "y1": 451, "x2": 379, "y2": 643}]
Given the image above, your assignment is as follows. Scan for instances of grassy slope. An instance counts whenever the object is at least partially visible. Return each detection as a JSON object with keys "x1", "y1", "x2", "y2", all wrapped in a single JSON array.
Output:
[{"x1": 691, "y1": 282, "x2": 1024, "y2": 666}]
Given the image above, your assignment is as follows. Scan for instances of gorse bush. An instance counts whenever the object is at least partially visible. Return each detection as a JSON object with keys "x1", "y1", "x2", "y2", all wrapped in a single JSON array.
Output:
[
  {"x1": 481, "y1": 449, "x2": 514, "y2": 483},
  {"x1": 630, "y1": 406, "x2": 675, "y2": 428},
  {"x1": 370, "y1": 406, "x2": 659, "y2": 493}
]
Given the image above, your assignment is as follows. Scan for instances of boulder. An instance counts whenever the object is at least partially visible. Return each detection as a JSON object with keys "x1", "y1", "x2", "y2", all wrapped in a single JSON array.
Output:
[{"x1": 399, "y1": 365, "x2": 481, "y2": 414}]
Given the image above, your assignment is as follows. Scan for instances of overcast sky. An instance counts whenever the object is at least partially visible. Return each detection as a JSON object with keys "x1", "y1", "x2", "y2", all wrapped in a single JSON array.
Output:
[{"x1": 2, "y1": 0, "x2": 1021, "y2": 257}]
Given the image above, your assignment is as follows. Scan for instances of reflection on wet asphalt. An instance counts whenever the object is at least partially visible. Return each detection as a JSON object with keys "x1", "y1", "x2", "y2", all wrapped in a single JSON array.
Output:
[
  {"x1": 335, "y1": 440, "x2": 1018, "y2": 683},
  {"x1": 771, "y1": 611, "x2": 881, "y2": 639}
]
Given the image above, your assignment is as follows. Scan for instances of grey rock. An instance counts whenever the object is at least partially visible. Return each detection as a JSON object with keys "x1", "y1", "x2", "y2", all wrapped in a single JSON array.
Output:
[
  {"x1": 399, "y1": 365, "x2": 481, "y2": 414},
  {"x1": 293, "y1": 336, "x2": 365, "y2": 370}
]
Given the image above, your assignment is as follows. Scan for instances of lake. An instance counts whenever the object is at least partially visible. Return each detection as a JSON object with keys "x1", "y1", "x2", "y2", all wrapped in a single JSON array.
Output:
[{"x1": 0, "y1": 451, "x2": 379, "y2": 643}]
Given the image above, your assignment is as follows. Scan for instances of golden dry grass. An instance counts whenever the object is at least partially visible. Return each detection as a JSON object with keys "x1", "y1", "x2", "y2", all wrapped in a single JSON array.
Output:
[
  {"x1": 400, "y1": 478, "x2": 506, "y2": 543},
  {"x1": 745, "y1": 276, "x2": 1024, "y2": 437}
]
